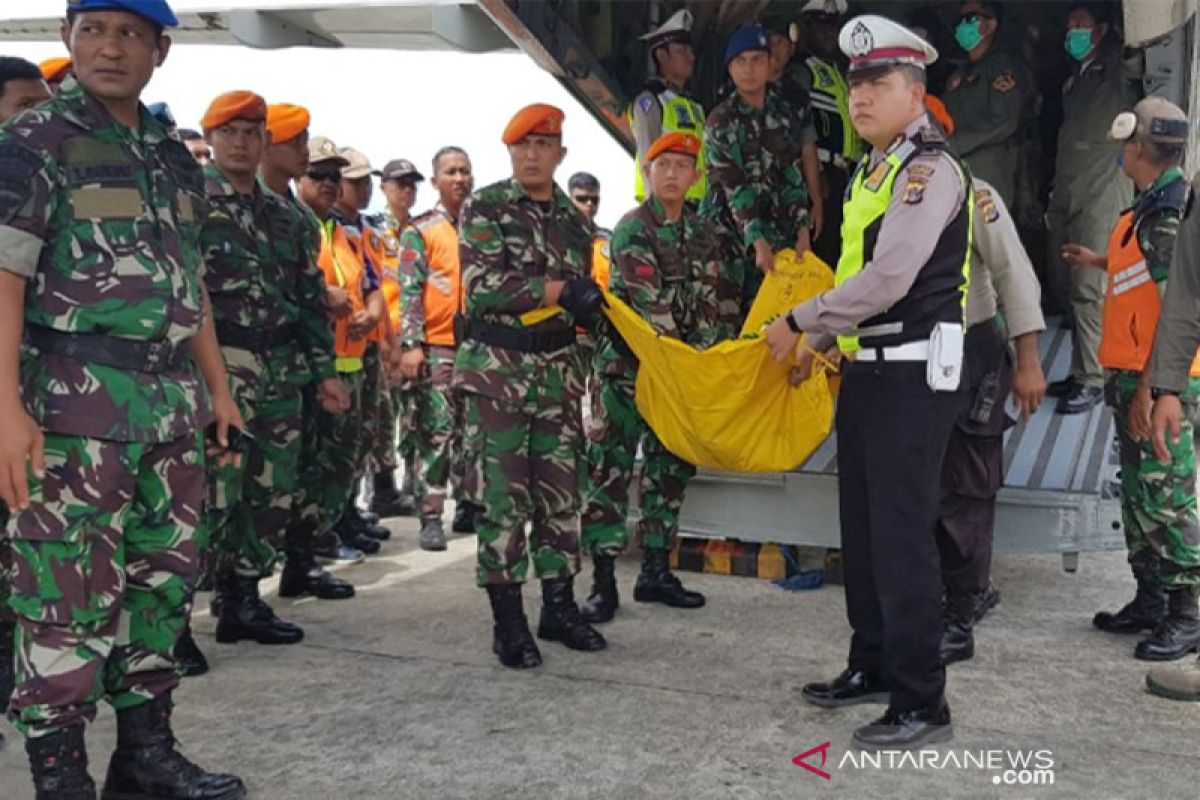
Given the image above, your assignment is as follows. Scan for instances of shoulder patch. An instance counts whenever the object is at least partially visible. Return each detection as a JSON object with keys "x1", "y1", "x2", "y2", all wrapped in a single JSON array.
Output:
[
  {"x1": 639, "y1": 95, "x2": 654, "y2": 113},
  {"x1": 946, "y1": 74, "x2": 963, "y2": 93},
  {"x1": 0, "y1": 143, "x2": 43, "y2": 225},
  {"x1": 902, "y1": 177, "x2": 928, "y2": 205},
  {"x1": 863, "y1": 160, "x2": 892, "y2": 192},
  {"x1": 992, "y1": 70, "x2": 1016, "y2": 93},
  {"x1": 976, "y1": 188, "x2": 1000, "y2": 223}
]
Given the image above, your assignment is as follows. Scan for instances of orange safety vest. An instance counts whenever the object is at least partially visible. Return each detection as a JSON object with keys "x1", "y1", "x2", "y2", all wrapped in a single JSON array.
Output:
[
  {"x1": 592, "y1": 234, "x2": 612, "y2": 289},
  {"x1": 1099, "y1": 209, "x2": 1200, "y2": 375},
  {"x1": 317, "y1": 220, "x2": 368, "y2": 370},
  {"x1": 356, "y1": 224, "x2": 400, "y2": 343},
  {"x1": 410, "y1": 211, "x2": 462, "y2": 347}
]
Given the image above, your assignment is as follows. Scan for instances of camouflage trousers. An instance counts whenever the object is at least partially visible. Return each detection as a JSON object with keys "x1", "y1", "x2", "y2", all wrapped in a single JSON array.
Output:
[
  {"x1": 358, "y1": 344, "x2": 398, "y2": 477},
  {"x1": 460, "y1": 392, "x2": 584, "y2": 586},
  {"x1": 1, "y1": 503, "x2": 11, "y2": 626},
  {"x1": 296, "y1": 369, "x2": 365, "y2": 541},
  {"x1": 710, "y1": 225, "x2": 756, "y2": 340},
  {"x1": 581, "y1": 376, "x2": 696, "y2": 556},
  {"x1": 1108, "y1": 370, "x2": 1200, "y2": 587},
  {"x1": 204, "y1": 348, "x2": 304, "y2": 581},
  {"x1": 405, "y1": 346, "x2": 461, "y2": 518},
  {"x1": 7, "y1": 432, "x2": 203, "y2": 738}
]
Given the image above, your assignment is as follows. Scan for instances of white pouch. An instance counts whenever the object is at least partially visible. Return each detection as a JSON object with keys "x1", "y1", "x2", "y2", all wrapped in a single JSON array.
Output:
[{"x1": 927, "y1": 322, "x2": 964, "y2": 392}]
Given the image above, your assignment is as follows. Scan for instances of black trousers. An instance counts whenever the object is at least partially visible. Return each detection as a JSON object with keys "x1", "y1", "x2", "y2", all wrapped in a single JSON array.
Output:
[
  {"x1": 838, "y1": 360, "x2": 965, "y2": 712},
  {"x1": 813, "y1": 165, "x2": 850, "y2": 270},
  {"x1": 936, "y1": 320, "x2": 1014, "y2": 597}
]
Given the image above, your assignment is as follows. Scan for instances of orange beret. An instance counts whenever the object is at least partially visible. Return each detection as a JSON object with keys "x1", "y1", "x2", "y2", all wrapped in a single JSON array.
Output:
[
  {"x1": 201, "y1": 91, "x2": 267, "y2": 132},
  {"x1": 39, "y1": 57, "x2": 71, "y2": 83},
  {"x1": 266, "y1": 103, "x2": 310, "y2": 145},
  {"x1": 644, "y1": 132, "x2": 702, "y2": 164},
  {"x1": 925, "y1": 95, "x2": 954, "y2": 138},
  {"x1": 502, "y1": 103, "x2": 565, "y2": 145}
]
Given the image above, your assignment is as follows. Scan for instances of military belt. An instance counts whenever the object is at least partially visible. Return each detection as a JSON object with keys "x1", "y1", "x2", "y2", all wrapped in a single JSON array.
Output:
[
  {"x1": 215, "y1": 320, "x2": 300, "y2": 353},
  {"x1": 24, "y1": 325, "x2": 192, "y2": 374},
  {"x1": 461, "y1": 318, "x2": 576, "y2": 354}
]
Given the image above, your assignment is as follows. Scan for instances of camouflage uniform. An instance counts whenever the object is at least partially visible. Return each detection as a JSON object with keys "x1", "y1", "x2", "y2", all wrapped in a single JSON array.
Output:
[
  {"x1": 455, "y1": 179, "x2": 592, "y2": 586},
  {"x1": 582, "y1": 197, "x2": 719, "y2": 556},
  {"x1": 1106, "y1": 168, "x2": 1200, "y2": 588},
  {"x1": 702, "y1": 84, "x2": 813, "y2": 337},
  {"x1": 0, "y1": 76, "x2": 209, "y2": 737},
  {"x1": 201, "y1": 166, "x2": 337, "y2": 581},
  {"x1": 398, "y1": 205, "x2": 463, "y2": 519}
]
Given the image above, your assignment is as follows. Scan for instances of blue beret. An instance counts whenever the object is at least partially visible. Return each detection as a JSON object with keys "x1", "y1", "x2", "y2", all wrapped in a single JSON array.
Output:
[
  {"x1": 724, "y1": 25, "x2": 771, "y2": 66},
  {"x1": 67, "y1": 0, "x2": 179, "y2": 29}
]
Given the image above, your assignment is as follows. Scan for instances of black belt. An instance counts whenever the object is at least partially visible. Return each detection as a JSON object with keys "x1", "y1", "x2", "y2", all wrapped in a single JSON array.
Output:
[
  {"x1": 24, "y1": 326, "x2": 191, "y2": 374},
  {"x1": 460, "y1": 318, "x2": 576, "y2": 354},
  {"x1": 215, "y1": 320, "x2": 300, "y2": 353}
]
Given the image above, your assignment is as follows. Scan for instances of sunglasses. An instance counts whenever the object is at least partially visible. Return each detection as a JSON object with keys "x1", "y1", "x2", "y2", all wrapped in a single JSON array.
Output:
[
  {"x1": 306, "y1": 169, "x2": 342, "y2": 183},
  {"x1": 573, "y1": 194, "x2": 600, "y2": 205}
]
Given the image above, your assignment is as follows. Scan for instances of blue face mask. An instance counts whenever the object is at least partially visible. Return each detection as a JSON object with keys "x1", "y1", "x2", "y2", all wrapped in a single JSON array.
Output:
[
  {"x1": 955, "y1": 18, "x2": 984, "y2": 52},
  {"x1": 1065, "y1": 28, "x2": 1095, "y2": 61}
]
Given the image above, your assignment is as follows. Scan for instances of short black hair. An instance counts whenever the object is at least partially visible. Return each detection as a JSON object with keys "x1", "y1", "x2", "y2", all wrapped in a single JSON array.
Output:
[
  {"x1": 568, "y1": 172, "x2": 600, "y2": 193},
  {"x1": 178, "y1": 128, "x2": 203, "y2": 141},
  {"x1": 66, "y1": 9, "x2": 165, "y2": 40},
  {"x1": 0, "y1": 56, "x2": 43, "y2": 100},
  {"x1": 898, "y1": 65, "x2": 928, "y2": 88},
  {"x1": 432, "y1": 145, "x2": 468, "y2": 174},
  {"x1": 961, "y1": 1, "x2": 1004, "y2": 24},
  {"x1": 1067, "y1": 1, "x2": 1115, "y2": 27},
  {"x1": 1139, "y1": 138, "x2": 1185, "y2": 169}
]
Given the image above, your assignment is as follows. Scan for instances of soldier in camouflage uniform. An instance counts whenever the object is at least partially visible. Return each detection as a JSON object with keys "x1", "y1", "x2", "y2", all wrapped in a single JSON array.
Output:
[
  {"x1": 1065, "y1": 99, "x2": 1200, "y2": 662},
  {"x1": 399, "y1": 148, "x2": 474, "y2": 551},
  {"x1": 703, "y1": 25, "x2": 816, "y2": 338},
  {"x1": 579, "y1": 132, "x2": 715, "y2": 624},
  {"x1": 456, "y1": 103, "x2": 607, "y2": 669},
  {"x1": 0, "y1": 3, "x2": 246, "y2": 797},
  {"x1": 0, "y1": 54, "x2": 51, "y2": 751}
]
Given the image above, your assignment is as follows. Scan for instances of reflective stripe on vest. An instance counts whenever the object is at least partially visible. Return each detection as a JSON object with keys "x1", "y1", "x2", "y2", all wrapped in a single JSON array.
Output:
[
  {"x1": 1099, "y1": 210, "x2": 1200, "y2": 375},
  {"x1": 629, "y1": 90, "x2": 707, "y2": 202},
  {"x1": 835, "y1": 141, "x2": 973, "y2": 354},
  {"x1": 806, "y1": 57, "x2": 863, "y2": 163}
]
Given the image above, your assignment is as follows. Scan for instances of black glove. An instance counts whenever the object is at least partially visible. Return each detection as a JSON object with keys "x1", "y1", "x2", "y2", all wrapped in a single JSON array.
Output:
[{"x1": 558, "y1": 277, "x2": 605, "y2": 328}]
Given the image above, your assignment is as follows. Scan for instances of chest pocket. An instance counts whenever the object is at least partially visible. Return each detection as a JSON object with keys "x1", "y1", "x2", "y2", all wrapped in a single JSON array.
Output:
[
  {"x1": 62, "y1": 136, "x2": 154, "y2": 280},
  {"x1": 203, "y1": 207, "x2": 262, "y2": 296}
]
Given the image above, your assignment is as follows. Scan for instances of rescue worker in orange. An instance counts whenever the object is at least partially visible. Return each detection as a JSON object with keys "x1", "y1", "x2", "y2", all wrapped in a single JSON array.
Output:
[
  {"x1": 37, "y1": 55, "x2": 71, "y2": 90},
  {"x1": 1063, "y1": 98, "x2": 1200, "y2": 663}
]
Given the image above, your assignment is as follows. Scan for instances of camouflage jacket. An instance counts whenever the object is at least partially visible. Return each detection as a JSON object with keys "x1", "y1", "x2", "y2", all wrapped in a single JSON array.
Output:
[
  {"x1": 1132, "y1": 167, "x2": 1189, "y2": 283},
  {"x1": 454, "y1": 178, "x2": 593, "y2": 407},
  {"x1": 702, "y1": 84, "x2": 811, "y2": 252},
  {"x1": 0, "y1": 75, "x2": 210, "y2": 442},
  {"x1": 597, "y1": 196, "x2": 720, "y2": 378},
  {"x1": 200, "y1": 166, "x2": 335, "y2": 387}
]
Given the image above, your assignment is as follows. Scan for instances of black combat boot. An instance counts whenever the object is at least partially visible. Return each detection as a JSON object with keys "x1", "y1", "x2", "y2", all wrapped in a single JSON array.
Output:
[
  {"x1": 336, "y1": 501, "x2": 383, "y2": 554},
  {"x1": 1136, "y1": 586, "x2": 1200, "y2": 661},
  {"x1": 452, "y1": 502, "x2": 478, "y2": 534},
  {"x1": 1094, "y1": 564, "x2": 1166, "y2": 634},
  {"x1": 397, "y1": 457, "x2": 419, "y2": 517},
  {"x1": 370, "y1": 469, "x2": 413, "y2": 518},
  {"x1": 215, "y1": 577, "x2": 304, "y2": 645},
  {"x1": 172, "y1": 626, "x2": 209, "y2": 678},
  {"x1": 102, "y1": 695, "x2": 245, "y2": 800},
  {"x1": 579, "y1": 554, "x2": 619, "y2": 624},
  {"x1": 419, "y1": 517, "x2": 448, "y2": 551},
  {"x1": 486, "y1": 584, "x2": 542, "y2": 669},
  {"x1": 633, "y1": 548, "x2": 705, "y2": 608},
  {"x1": 939, "y1": 594, "x2": 976, "y2": 666},
  {"x1": 26, "y1": 726, "x2": 97, "y2": 800},
  {"x1": 279, "y1": 544, "x2": 355, "y2": 601},
  {"x1": 537, "y1": 578, "x2": 607, "y2": 651}
]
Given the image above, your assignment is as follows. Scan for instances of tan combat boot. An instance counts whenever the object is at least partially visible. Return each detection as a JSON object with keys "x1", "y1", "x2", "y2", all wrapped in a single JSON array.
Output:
[{"x1": 1146, "y1": 658, "x2": 1200, "y2": 701}]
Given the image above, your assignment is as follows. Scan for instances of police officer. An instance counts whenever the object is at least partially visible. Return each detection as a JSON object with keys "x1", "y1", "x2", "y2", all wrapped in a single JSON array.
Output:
[
  {"x1": 629, "y1": 8, "x2": 706, "y2": 204},
  {"x1": 924, "y1": 98, "x2": 1047, "y2": 666},
  {"x1": 943, "y1": 0, "x2": 1031, "y2": 208},
  {"x1": 1046, "y1": 1, "x2": 1142, "y2": 415},
  {"x1": 1064, "y1": 98, "x2": 1200, "y2": 663},
  {"x1": 456, "y1": 103, "x2": 607, "y2": 669},
  {"x1": 766, "y1": 16, "x2": 970, "y2": 750},
  {"x1": 1147, "y1": 169, "x2": 1200, "y2": 703},
  {"x1": 579, "y1": 132, "x2": 716, "y2": 623},
  {"x1": 791, "y1": 0, "x2": 862, "y2": 269},
  {"x1": 0, "y1": 2, "x2": 246, "y2": 797}
]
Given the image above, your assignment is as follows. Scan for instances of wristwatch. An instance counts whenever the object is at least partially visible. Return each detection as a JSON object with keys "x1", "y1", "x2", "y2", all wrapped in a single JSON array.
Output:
[
  {"x1": 1151, "y1": 387, "x2": 1180, "y2": 400},
  {"x1": 784, "y1": 312, "x2": 803, "y2": 334},
  {"x1": 401, "y1": 339, "x2": 421, "y2": 351}
]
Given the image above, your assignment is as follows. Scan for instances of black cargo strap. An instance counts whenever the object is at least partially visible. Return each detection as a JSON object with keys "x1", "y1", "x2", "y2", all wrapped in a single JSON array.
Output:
[
  {"x1": 24, "y1": 325, "x2": 192, "y2": 374},
  {"x1": 215, "y1": 320, "x2": 300, "y2": 353},
  {"x1": 460, "y1": 318, "x2": 576, "y2": 354}
]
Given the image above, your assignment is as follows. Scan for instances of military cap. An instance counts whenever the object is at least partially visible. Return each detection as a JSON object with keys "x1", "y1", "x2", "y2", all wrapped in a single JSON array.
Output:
[
  {"x1": 339, "y1": 147, "x2": 374, "y2": 179},
  {"x1": 200, "y1": 90, "x2": 267, "y2": 131},
  {"x1": 839, "y1": 15, "x2": 938, "y2": 78},
  {"x1": 307, "y1": 135, "x2": 349, "y2": 167},
  {"x1": 266, "y1": 103, "x2": 309, "y2": 145},
  {"x1": 1109, "y1": 97, "x2": 1188, "y2": 145},
  {"x1": 724, "y1": 25, "x2": 770, "y2": 67},
  {"x1": 39, "y1": 57, "x2": 72, "y2": 82},
  {"x1": 644, "y1": 132, "x2": 702, "y2": 164},
  {"x1": 379, "y1": 159, "x2": 425, "y2": 182},
  {"x1": 641, "y1": 9, "x2": 693, "y2": 50},
  {"x1": 66, "y1": 0, "x2": 179, "y2": 29},
  {"x1": 925, "y1": 95, "x2": 955, "y2": 136},
  {"x1": 502, "y1": 103, "x2": 564, "y2": 145}
]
